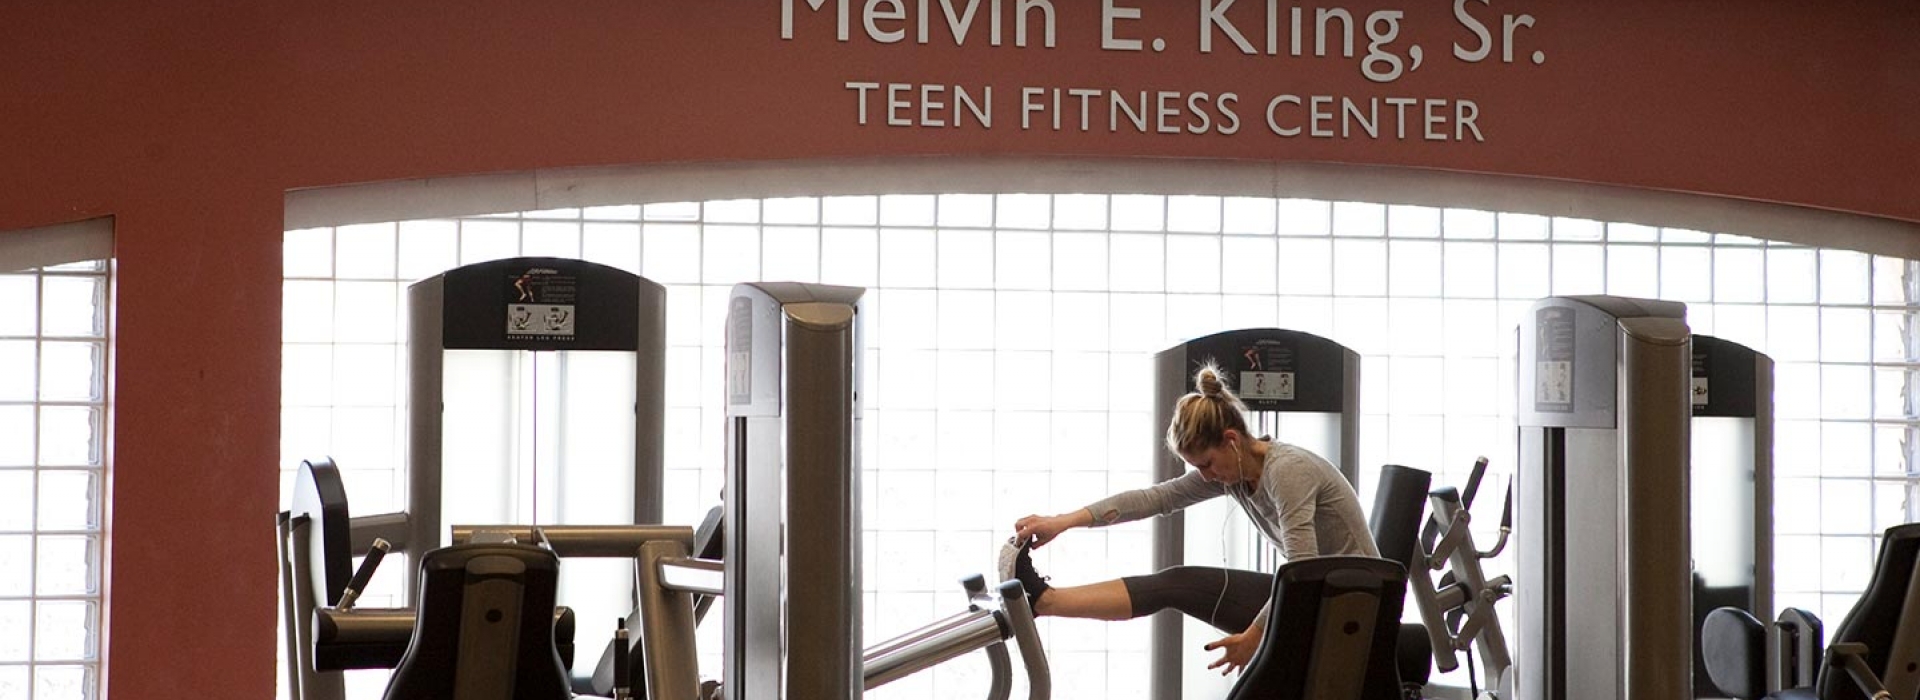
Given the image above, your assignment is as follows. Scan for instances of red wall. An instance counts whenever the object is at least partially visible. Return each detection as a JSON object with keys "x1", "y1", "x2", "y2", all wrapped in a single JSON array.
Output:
[{"x1": 0, "y1": 3, "x2": 1914, "y2": 697}]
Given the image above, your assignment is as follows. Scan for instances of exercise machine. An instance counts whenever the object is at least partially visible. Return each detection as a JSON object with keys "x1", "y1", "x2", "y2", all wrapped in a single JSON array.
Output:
[
  {"x1": 1691, "y1": 334, "x2": 1776, "y2": 698},
  {"x1": 1701, "y1": 523, "x2": 1920, "y2": 700},
  {"x1": 282, "y1": 256, "x2": 667, "y2": 697},
  {"x1": 1403, "y1": 457, "x2": 1514, "y2": 700},
  {"x1": 1514, "y1": 295, "x2": 1692, "y2": 700},
  {"x1": 407, "y1": 256, "x2": 666, "y2": 654},
  {"x1": 718, "y1": 281, "x2": 1053, "y2": 699},
  {"x1": 1702, "y1": 606, "x2": 1824, "y2": 698},
  {"x1": 280, "y1": 457, "x2": 590, "y2": 700},
  {"x1": 1150, "y1": 328, "x2": 1362, "y2": 700}
]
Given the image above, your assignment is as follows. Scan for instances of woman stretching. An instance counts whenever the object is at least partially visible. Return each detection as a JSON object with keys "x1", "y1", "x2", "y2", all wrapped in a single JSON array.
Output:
[{"x1": 1000, "y1": 364, "x2": 1377, "y2": 676}]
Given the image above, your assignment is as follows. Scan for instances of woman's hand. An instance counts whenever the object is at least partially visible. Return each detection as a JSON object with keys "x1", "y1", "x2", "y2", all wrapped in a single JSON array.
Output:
[
  {"x1": 1203, "y1": 628, "x2": 1261, "y2": 676},
  {"x1": 1012, "y1": 513, "x2": 1074, "y2": 548}
]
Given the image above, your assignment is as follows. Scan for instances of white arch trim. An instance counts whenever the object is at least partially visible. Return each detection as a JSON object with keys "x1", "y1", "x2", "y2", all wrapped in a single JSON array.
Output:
[{"x1": 285, "y1": 157, "x2": 1920, "y2": 258}]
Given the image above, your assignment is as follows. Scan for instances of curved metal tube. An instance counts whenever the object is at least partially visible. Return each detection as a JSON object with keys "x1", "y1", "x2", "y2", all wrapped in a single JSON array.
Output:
[
  {"x1": 997, "y1": 581, "x2": 1051, "y2": 700},
  {"x1": 984, "y1": 641, "x2": 1012, "y2": 700}
]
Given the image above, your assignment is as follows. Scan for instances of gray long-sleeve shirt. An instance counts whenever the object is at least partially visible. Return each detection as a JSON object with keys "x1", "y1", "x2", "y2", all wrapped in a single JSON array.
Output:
[{"x1": 1081, "y1": 441, "x2": 1377, "y2": 631}]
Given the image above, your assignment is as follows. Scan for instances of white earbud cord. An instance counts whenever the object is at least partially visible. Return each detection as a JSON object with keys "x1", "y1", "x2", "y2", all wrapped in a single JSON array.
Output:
[{"x1": 1207, "y1": 442, "x2": 1250, "y2": 632}]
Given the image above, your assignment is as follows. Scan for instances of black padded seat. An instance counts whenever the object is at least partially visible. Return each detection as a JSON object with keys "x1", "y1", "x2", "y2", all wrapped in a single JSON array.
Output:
[
  {"x1": 1226, "y1": 556, "x2": 1408, "y2": 700},
  {"x1": 1701, "y1": 607, "x2": 1767, "y2": 700},
  {"x1": 1817, "y1": 523, "x2": 1920, "y2": 700},
  {"x1": 383, "y1": 544, "x2": 572, "y2": 700}
]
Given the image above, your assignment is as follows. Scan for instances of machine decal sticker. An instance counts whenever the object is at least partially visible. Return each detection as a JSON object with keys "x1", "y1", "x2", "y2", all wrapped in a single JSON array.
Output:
[
  {"x1": 1231, "y1": 339, "x2": 1300, "y2": 405},
  {"x1": 1240, "y1": 371, "x2": 1296, "y2": 401},
  {"x1": 1535, "y1": 306, "x2": 1574, "y2": 412},
  {"x1": 505, "y1": 267, "x2": 578, "y2": 340},
  {"x1": 1691, "y1": 344, "x2": 1710, "y2": 410},
  {"x1": 728, "y1": 296, "x2": 753, "y2": 405}
]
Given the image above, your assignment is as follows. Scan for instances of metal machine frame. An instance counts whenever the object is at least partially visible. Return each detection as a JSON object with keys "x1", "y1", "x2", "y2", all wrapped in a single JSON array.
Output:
[{"x1": 1514, "y1": 295, "x2": 1692, "y2": 700}]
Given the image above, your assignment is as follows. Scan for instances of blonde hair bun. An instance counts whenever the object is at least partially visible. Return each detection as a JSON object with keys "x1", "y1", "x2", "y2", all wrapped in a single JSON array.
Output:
[
  {"x1": 1165, "y1": 363, "x2": 1250, "y2": 455},
  {"x1": 1194, "y1": 366, "x2": 1227, "y2": 398}
]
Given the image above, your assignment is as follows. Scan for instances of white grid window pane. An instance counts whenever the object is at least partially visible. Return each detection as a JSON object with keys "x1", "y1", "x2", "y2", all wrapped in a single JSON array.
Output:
[
  {"x1": 283, "y1": 228, "x2": 334, "y2": 278},
  {"x1": 1277, "y1": 239, "x2": 1333, "y2": 296},
  {"x1": 996, "y1": 231, "x2": 1052, "y2": 291},
  {"x1": 581, "y1": 222, "x2": 642, "y2": 275},
  {"x1": 1660, "y1": 246, "x2": 1713, "y2": 301},
  {"x1": 1390, "y1": 241, "x2": 1442, "y2": 297},
  {"x1": 1498, "y1": 244, "x2": 1549, "y2": 299},
  {"x1": 1332, "y1": 240, "x2": 1386, "y2": 296},
  {"x1": 1769, "y1": 248, "x2": 1819, "y2": 303},
  {"x1": 522, "y1": 220, "x2": 582, "y2": 259},
  {"x1": 398, "y1": 220, "x2": 459, "y2": 280},
  {"x1": 996, "y1": 194, "x2": 1050, "y2": 230},
  {"x1": 879, "y1": 229, "x2": 936, "y2": 289},
  {"x1": 1821, "y1": 250, "x2": 1871, "y2": 305},
  {"x1": 1222, "y1": 197, "x2": 1276, "y2": 235},
  {"x1": 1715, "y1": 247, "x2": 1766, "y2": 303},
  {"x1": 936, "y1": 194, "x2": 993, "y2": 228},
  {"x1": 1444, "y1": 208, "x2": 1495, "y2": 240},
  {"x1": 937, "y1": 230, "x2": 994, "y2": 289},
  {"x1": 1054, "y1": 233, "x2": 1109, "y2": 292},
  {"x1": 1551, "y1": 245, "x2": 1604, "y2": 296},
  {"x1": 1332, "y1": 201, "x2": 1386, "y2": 237},
  {"x1": 1607, "y1": 245, "x2": 1660, "y2": 297},
  {"x1": 0, "y1": 258, "x2": 109, "y2": 700},
  {"x1": 643, "y1": 223, "x2": 701, "y2": 284},
  {"x1": 762, "y1": 226, "x2": 821, "y2": 284},
  {"x1": 1111, "y1": 195, "x2": 1164, "y2": 232},
  {"x1": 821, "y1": 227, "x2": 879, "y2": 287},
  {"x1": 1167, "y1": 196, "x2": 1222, "y2": 233},
  {"x1": 1221, "y1": 238, "x2": 1277, "y2": 295},
  {"x1": 1498, "y1": 212, "x2": 1549, "y2": 240},
  {"x1": 335, "y1": 223, "x2": 397, "y2": 279},
  {"x1": 1165, "y1": 236, "x2": 1220, "y2": 294},
  {"x1": 883, "y1": 194, "x2": 936, "y2": 225},
  {"x1": 1278, "y1": 199, "x2": 1331, "y2": 237}
]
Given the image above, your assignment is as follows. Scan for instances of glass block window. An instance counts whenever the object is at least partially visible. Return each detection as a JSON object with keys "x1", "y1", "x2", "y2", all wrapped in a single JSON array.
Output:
[
  {"x1": 0, "y1": 259, "x2": 110, "y2": 700},
  {"x1": 284, "y1": 196, "x2": 1920, "y2": 700}
]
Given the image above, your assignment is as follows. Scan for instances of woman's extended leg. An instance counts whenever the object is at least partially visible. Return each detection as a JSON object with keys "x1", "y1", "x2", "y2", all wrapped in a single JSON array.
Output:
[
  {"x1": 1120, "y1": 565, "x2": 1273, "y2": 633},
  {"x1": 1031, "y1": 579, "x2": 1137, "y2": 620},
  {"x1": 1000, "y1": 540, "x2": 1271, "y2": 630}
]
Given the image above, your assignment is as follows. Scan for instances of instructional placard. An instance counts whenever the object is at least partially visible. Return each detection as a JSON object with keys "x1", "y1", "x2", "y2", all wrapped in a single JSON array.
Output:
[
  {"x1": 505, "y1": 267, "x2": 579, "y2": 340},
  {"x1": 1534, "y1": 306, "x2": 1574, "y2": 412},
  {"x1": 508, "y1": 304, "x2": 576, "y2": 337},
  {"x1": 1240, "y1": 370, "x2": 1297, "y2": 401}
]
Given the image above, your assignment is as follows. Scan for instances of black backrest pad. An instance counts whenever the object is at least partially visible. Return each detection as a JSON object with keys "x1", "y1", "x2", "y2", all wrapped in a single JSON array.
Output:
[
  {"x1": 1701, "y1": 607, "x2": 1766, "y2": 700},
  {"x1": 1820, "y1": 523, "x2": 1920, "y2": 700},
  {"x1": 1369, "y1": 465, "x2": 1432, "y2": 572},
  {"x1": 291, "y1": 458, "x2": 353, "y2": 605},
  {"x1": 1226, "y1": 556, "x2": 1409, "y2": 700},
  {"x1": 1369, "y1": 464, "x2": 1432, "y2": 686},
  {"x1": 383, "y1": 544, "x2": 572, "y2": 700}
]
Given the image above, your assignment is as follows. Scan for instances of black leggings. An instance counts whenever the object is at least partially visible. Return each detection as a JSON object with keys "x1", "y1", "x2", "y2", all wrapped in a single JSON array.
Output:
[{"x1": 1121, "y1": 565, "x2": 1275, "y2": 633}]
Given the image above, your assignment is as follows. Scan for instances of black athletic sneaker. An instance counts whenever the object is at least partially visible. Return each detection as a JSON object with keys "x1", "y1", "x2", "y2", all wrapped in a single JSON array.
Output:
[{"x1": 995, "y1": 536, "x2": 1050, "y2": 610}]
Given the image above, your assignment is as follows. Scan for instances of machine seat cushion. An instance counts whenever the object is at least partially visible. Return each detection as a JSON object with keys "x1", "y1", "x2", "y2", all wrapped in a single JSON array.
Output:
[{"x1": 1701, "y1": 607, "x2": 1766, "y2": 700}]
